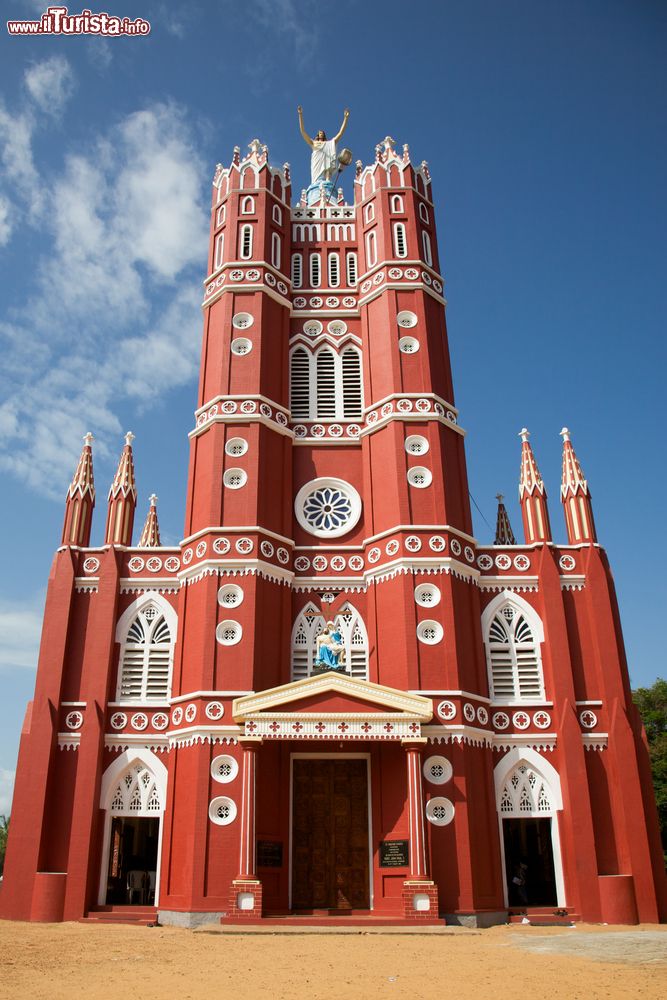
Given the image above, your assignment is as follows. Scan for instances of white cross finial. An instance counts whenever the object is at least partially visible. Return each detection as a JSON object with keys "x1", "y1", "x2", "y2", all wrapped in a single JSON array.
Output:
[
  {"x1": 560, "y1": 427, "x2": 571, "y2": 442},
  {"x1": 124, "y1": 431, "x2": 135, "y2": 447},
  {"x1": 149, "y1": 493, "x2": 158, "y2": 506},
  {"x1": 496, "y1": 493, "x2": 504, "y2": 502},
  {"x1": 519, "y1": 428, "x2": 530, "y2": 442},
  {"x1": 83, "y1": 432, "x2": 94, "y2": 447}
]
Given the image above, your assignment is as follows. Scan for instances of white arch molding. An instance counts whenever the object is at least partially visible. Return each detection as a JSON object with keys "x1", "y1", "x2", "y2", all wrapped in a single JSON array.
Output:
[
  {"x1": 494, "y1": 748, "x2": 566, "y2": 908},
  {"x1": 97, "y1": 748, "x2": 168, "y2": 907}
]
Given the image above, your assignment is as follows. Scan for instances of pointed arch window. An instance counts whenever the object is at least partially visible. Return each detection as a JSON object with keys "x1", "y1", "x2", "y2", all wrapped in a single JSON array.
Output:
[
  {"x1": 365, "y1": 231, "x2": 377, "y2": 269},
  {"x1": 271, "y1": 232, "x2": 281, "y2": 269},
  {"x1": 117, "y1": 603, "x2": 174, "y2": 701},
  {"x1": 291, "y1": 602, "x2": 368, "y2": 680},
  {"x1": 272, "y1": 204, "x2": 282, "y2": 225},
  {"x1": 289, "y1": 345, "x2": 363, "y2": 420},
  {"x1": 422, "y1": 231, "x2": 432, "y2": 266},
  {"x1": 291, "y1": 253, "x2": 303, "y2": 288},
  {"x1": 485, "y1": 601, "x2": 544, "y2": 702},
  {"x1": 214, "y1": 232, "x2": 224, "y2": 270},
  {"x1": 346, "y1": 252, "x2": 357, "y2": 286},
  {"x1": 328, "y1": 252, "x2": 340, "y2": 288},
  {"x1": 393, "y1": 222, "x2": 407, "y2": 258},
  {"x1": 241, "y1": 196, "x2": 255, "y2": 214},
  {"x1": 498, "y1": 763, "x2": 553, "y2": 817},
  {"x1": 239, "y1": 224, "x2": 253, "y2": 259},
  {"x1": 390, "y1": 194, "x2": 404, "y2": 214},
  {"x1": 310, "y1": 253, "x2": 321, "y2": 287}
]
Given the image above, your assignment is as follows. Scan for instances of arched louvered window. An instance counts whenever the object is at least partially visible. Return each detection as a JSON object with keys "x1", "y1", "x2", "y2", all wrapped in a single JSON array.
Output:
[
  {"x1": 117, "y1": 603, "x2": 173, "y2": 701},
  {"x1": 214, "y1": 232, "x2": 224, "y2": 270},
  {"x1": 290, "y1": 346, "x2": 311, "y2": 418},
  {"x1": 365, "y1": 231, "x2": 377, "y2": 268},
  {"x1": 485, "y1": 602, "x2": 544, "y2": 702},
  {"x1": 290, "y1": 346, "x2": 363, "y2": 420},
  {"x1": 310, "y1": 253, "x2": 321, "y2": 287},
  {"x1": 422, "y1": 230, "x2": 432, "y2": 266},
  {"x1": 346, "y1": 252, "x2": 357, "y2": 286},
  {"x1": 240, "y1": 224, "x2": 253, "y2": 259},
  {"x1": 316, "y1": 349, "x2": 336, "y2": 418},
  {"x1": 328, "y1": 252, "x2": 340, "y2": 287},
  {"x1": 341, "y1": 348, "x2": 362, "y2": 417},
  {"x1": 291, "y1": 601, "x2": 368, "y2": 680},
  {"x1": 291, "y1": 253, "x2": 303, "y2": 288},
  {"x1": 393, "y1": 222, "x2": 407, "y2": 258},
  {"x1": 271, "y1": 232, "x2": 281, "y2": 269}
]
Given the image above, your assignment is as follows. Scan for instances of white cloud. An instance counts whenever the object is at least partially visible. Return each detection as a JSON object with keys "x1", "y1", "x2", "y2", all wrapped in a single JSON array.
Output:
[
  {"x1": 0, "y1": 597, "x2": 44, "y2": 672},
  {"x1": 0, "y1": 102, "x2": 42, "y2": 220},
  {"x1": 0, "y1": 769, "x2": 15, "y2": 817},
  {"x1": 24, "y1": 55, "x2": 75, "y2": 115},
  {"x1": 0, "y1": 196, "x2": 11, "y2": 246},
  {"x1": 0, "y1": 101, "x2": 208, "y2": 497}
]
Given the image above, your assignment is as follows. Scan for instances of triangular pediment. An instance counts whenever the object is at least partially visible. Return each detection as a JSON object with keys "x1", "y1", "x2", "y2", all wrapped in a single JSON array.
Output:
[{"x1": 233, "y1": 673, "x2": 432, "y2": 722}]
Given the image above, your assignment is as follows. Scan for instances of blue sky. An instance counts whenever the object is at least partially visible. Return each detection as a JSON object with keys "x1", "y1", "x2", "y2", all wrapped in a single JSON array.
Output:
[{"x1": 0, "y1": 0, "x2": 665, "y2": 812}]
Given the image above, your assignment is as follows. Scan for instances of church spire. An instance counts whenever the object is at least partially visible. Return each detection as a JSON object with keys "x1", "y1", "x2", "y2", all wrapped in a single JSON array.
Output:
[
  {"x1": 517, "y1": 428, "x2": 552, "y2": 544},
  {"x1": 61, "y1": 432, "x2": 96, "y2": 547},
  {"x1": 104, "y1": 432, "x2": 137, "y2": 546},
  {"x1": 138, "y1": 494, "x2": 162, "y2": 548},
  {"x1": 560, "y1": 428, "x2": 597, "y2": 543},
  {"x1": 494, "y1": 494, "x2": 516, "y2": 545}
]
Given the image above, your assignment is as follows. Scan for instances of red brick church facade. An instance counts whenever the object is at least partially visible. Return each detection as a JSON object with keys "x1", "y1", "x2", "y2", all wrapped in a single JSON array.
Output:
[{"x1": 2, "y1": 134, "x2": 665, "y2": 926}]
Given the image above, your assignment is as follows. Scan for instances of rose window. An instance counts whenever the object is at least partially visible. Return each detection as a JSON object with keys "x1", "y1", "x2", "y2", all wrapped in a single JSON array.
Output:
[
  {"x1": 296, "y1": 479, "x2": 361, "y2": 538},
  {"x1": 310, "y1": 486, "x2": 352, "y2": 531}
]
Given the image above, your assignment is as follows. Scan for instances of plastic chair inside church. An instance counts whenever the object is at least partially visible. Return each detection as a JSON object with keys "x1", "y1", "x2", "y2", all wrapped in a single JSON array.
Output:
[{"x1": 127, "y1": 869, "x2": 146, "y2": 904}]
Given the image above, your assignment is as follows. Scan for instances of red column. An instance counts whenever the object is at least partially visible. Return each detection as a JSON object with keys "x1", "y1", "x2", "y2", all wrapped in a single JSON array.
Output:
[
  {"x1": 404, "y1": 739, "x2": 429, "y2": 879},
  {"x1": 238, "y1": 737, "x2": 261, "y2": 879},
  {"x1": 227, "y1": 736, "x2": 263, "y2": 921}
]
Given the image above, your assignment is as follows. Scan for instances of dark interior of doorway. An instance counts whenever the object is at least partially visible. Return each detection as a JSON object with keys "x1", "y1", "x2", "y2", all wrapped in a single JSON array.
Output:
[
  {"x1": 105, "y1": 816, "x2": 159, "y2": 905},
  {"x1": 503, "y1": 816, "x2": 558, "y2": 908}
]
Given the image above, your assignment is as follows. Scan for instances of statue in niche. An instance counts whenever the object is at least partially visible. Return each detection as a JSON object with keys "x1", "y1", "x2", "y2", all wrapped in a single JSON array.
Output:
[
  {"x1": 315, "y1": 619, "x2": 345, "y2": 672},
  {"x1": 297, "y1": 106, "x2": 350, "y2": 186}
]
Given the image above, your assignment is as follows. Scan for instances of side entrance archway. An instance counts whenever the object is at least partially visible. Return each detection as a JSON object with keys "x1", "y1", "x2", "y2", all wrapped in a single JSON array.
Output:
[
  {"x1": 494, "y1": 748, "x2": 566, "y2": 909},
  {"x1": 97, "y1": 749, "x2": 167, "y2": 907}
]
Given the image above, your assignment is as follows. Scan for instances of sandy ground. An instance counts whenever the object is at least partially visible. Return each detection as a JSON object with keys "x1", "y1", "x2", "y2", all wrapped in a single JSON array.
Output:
[{"x1": 0, "y1": 920, "x2": 665, "y2": 1000}]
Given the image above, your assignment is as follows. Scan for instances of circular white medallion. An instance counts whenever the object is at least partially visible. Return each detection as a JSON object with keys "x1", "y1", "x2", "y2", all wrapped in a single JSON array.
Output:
[
  {"x1": 425, "y1": 797, "x2": 455, "y2": 826},
  {"x1": 417, "y1": 620, "x2": 443, "y2": 645},
  {"x1": 295, "y1": 478, "x2": 362, "y2": 538},
  {"x1": 423, "y1": 755, "x2": 452, "y2": 785},
  {"x1": 216, "y1": 620, "x2": 242, "y2": 645},
  {"x1": 211, "y1": 754, "x2": 238, "y2": 783},
  {"x1": 209, "y1": 796, "x2": 237, "y2": 825}
]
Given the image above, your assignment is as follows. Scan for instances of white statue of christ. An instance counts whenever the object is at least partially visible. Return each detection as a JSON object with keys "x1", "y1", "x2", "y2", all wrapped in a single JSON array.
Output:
[{"x1": 298, "y1": 106, "x2": 350, "y2": 185}]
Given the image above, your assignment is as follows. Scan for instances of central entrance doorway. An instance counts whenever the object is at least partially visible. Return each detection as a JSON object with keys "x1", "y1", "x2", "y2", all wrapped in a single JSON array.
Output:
[
  {"x1": 292, "y1": 757, "x2": 370, "y2": 911},
  {"x1": 105, "y1": 816, "x2": 159, "y2": 905}
]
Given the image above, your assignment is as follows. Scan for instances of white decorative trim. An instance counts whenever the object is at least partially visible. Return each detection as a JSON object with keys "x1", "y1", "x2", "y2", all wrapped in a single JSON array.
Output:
[
  {"x1": 422, "y1": 724, "x2": 493, "y2": 747},
  {"x1": 119, "y1": 578, "x2": 179, "y2": 594},
  {"x1": 582, "y1": 732, "x2": 608, "y2": 750},
  {"x1": 492, "y1": 733, "x2": 557, "y2": 751},
  {"x1": 245, "y1": 714, "x2": 421, "y2": 740},
  {"x1": 560, "y1": 575, "x2": 586, "y2": 591},
  {"x1": 479, "y1": 576, "x2": 539, "y2": 593},
  {"x1": 104, "y1": 734, "x2": 169, "y2": 752},
  {"x1": 178, "y1": 559, "x2": 294, "y2": 588},
  {"x1": 57, "y1": 733, "x2": 81, "y2": 749},
  {"x1": 74, "y1": 578, "x2": 99, "y2": 593}
]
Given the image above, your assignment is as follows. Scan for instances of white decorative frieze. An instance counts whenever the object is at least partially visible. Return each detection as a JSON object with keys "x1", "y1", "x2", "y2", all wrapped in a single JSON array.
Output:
[{"x1": 244, "y1": 715, "x2": 421, "y2": 740}]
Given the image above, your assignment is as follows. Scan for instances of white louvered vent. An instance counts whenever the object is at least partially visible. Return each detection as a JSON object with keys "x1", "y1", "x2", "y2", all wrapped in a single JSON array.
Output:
[
  {"x1": 346, "y1": 252, "x2": 357, "y2": 286},
  {"x1": 315, "y1": 350, "x2": 336, "y2": 418},
  {"x1": 341, "y1": 348, "x2": 362, "y2": 418},
  {"x1": 487, "y1": 605, "x2": 544, "y2": 702},
  {"x1": 328, "y1": 252, "x2": 340, "y2": 287},
  {"x1": 290, "y1": 347, "x2": 311, "y2": 419},
  {"x1": 291, "y1": 253, "x2": 303, "y2": 288},
  {"x1": 118, "y1": 606, "x2": 173, "y2": 701}
]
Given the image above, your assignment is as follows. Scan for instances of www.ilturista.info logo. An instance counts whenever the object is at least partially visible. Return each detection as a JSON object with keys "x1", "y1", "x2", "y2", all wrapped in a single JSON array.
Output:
[{"x1": 7, "y1": 6, "x2": 150, "y2": 36}]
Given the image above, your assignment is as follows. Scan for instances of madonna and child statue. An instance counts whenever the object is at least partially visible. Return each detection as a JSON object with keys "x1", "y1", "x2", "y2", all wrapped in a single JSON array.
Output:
[
  {"x1": 314, "y1": 620, "x2": 346, "y2": 674},
  {"x1": 298, "y1": 105, "x2": 351, "y2": 206}
]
